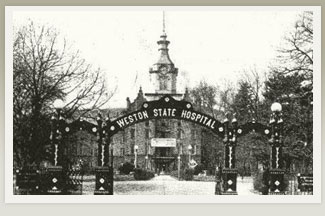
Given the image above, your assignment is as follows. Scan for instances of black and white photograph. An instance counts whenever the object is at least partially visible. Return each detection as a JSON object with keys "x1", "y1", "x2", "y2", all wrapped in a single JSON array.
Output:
[{"x1": 5, "y1": 6, "x2": 321, "y2": 203}]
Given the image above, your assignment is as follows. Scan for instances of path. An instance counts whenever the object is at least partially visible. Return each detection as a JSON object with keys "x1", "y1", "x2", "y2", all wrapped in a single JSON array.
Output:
[{"x1": 113, "y1": 175, "x2": 258, "y2": 195}]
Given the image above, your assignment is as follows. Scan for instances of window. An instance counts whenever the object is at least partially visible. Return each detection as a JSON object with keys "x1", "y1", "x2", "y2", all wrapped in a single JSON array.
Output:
[
  {"x1": 79, "y1": 144, "x2": 83, "y2": 155},
  {"x1": 147, "y1": 145, "x2": 151, "y2": 155},
  {"x1": 94, "y1": 147, "x2": 98, "y2": 157},
  {"x1": 179, "y1": 144, "x2": 183, "y2": 155},
  {"x1": 177, "y1": 129, "x2": 182, "y2": 139},
  {"x1": 120, "y1": 148, "x2": 125, "y2": 156},
  {"x1": 192, "y1": 130, "x2": 197, "y2": 139},
  {"x1": 131, "y1": 128, "x2": 135, "y2": 139},
  {"x1": 193, "y1": 145, "x2": 197, "y2": 155},
  {"x1": 145, "y1": 121, "x2": 149, "y2": 127},
  {"x1": 131, "y1": 144, "x2": 134, "y2": 154},
  {"x1": 159, "y1": 74, "x2": 169, "y2": 90},
  {"x1": 145, "y1": 129, "x2": 149, "y2": 139},
  {"x1": 122, "y1": 132, "x2": 126, "y2": 143}
]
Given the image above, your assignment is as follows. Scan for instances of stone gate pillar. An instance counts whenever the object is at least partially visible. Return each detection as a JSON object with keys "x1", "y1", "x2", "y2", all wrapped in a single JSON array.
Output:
[
  {"x1": 46, "y1": 109, "x2": 66, "y2": 194},
  {"x1": 221, "y1": 117, "x2": 238, "y2": 195},
  {"x1": 269, "y1": 109, "x2": 285, "y2": 195},
  {"x1": 94, "y1": 113, "x2": 113, "y2": 195}
]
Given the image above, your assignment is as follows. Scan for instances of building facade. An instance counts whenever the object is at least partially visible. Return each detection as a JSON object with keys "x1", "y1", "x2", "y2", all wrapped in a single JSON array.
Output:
[{"x1": 110, "y1": 30, "x2": 203, "y2": 173}]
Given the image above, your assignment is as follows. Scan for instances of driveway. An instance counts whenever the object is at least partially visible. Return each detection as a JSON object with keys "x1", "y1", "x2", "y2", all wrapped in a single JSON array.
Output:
[{"x1": 113, "y1": 175, "x2": 258, "y2": 195}]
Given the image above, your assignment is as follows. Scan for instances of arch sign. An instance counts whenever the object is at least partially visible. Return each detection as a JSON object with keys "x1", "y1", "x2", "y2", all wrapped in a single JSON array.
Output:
[
  {"x1": 108, "y1": 95, "x2": 224, "y2": 137},
  {"x1": 107, "y1": 95, "x2": 272, "y2": 139}
]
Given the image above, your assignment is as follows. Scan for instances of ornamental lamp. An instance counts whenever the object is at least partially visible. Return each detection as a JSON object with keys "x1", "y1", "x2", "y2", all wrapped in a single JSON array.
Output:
[
  {"x1": 271, "y1": 102, "x2": 282, "y2": 113},
  {"x1": 232, "y1": 117, "x2": 238, "y2": 127},
  {"x1": 53, "y1": 99, "x2": 64, "y2": 110}
]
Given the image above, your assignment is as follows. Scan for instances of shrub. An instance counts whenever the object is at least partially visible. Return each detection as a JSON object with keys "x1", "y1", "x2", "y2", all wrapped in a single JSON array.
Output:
[
  {"x1": 183, "y1": 168, "x2": 194, "y2": 181},
  {"x1": 253, "y1": 169, "x2": 264, "y2": 193},
  {"x1": 118, "y1": 162, "x2": 135, "y2": 175},
  {"x1": 194, "y1": 164, "x2": 204, "y2": 175},
  {"x1": 238, "y1": 166, "x2": 252, "y2": 177},
  {"x1": 133, "y1": 168, "x2": 155, "y2": 180},
  {"x1": 169, "y1": 170, "x2": 180, "y2": 179}
]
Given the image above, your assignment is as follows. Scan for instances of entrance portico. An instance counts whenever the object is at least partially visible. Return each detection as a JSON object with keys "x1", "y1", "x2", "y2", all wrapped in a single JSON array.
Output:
[{"x1": 151, "y1": 138, "x2": 177, "y2": 174}]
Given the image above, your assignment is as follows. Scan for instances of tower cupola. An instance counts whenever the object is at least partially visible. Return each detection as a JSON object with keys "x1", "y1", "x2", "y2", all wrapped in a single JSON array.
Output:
[{"x1": 149, "y1": 12, "x2": 178, "y2": 94}]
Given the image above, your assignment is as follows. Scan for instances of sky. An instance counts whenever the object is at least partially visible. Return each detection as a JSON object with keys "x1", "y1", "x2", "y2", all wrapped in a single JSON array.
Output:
[{"x1": 13, "y1": 8, "x2": 303, "y2": 108}]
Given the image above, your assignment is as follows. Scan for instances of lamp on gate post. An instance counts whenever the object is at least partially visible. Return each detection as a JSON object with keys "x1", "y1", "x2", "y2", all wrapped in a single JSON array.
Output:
[
  {"x1": 271, "y1": 102, "x2": 281, "y2": 112},
  {"x1": 223, "y1": 116, "x2": 229, "y2": 143},
  {"x1": 145, "y1": 155, "x2": 148, "y2": 169},
  {"x1": 53, "y1": 99, "x2": 64, "y2": 109},
  {"x1": 52, "y1": 99, "x2": 65, "y2": 166},
  {"x1": 269, "y1": 102, "x2": 285, "y2": 195},
  {"x1": 96, "y1": 111, "x2": 111, "y2": 167},
  {"x1": 134, "y1": 145, "x2": 139, "y2": 168}
]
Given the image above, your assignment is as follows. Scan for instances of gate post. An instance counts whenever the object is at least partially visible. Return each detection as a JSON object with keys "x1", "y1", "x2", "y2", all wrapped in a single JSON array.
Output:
[
  {"x1": 221, "y1": 116, "x2": 238, "y2": 195},
  {"x1": 46, "y1": 106, "x2": 66, "y2": 195},
  {"x1": 94, "y1": 113, "x2": 113, "y2": 195},
  {"x1": 269, "y1": 103, "x2": 285, "y2": 195}
]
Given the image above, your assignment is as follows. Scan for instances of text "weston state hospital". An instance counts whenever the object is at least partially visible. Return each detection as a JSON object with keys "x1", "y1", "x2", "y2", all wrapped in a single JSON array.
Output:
[{"x1": 115, "y1": 108, "x2": 217, "y2": 130}]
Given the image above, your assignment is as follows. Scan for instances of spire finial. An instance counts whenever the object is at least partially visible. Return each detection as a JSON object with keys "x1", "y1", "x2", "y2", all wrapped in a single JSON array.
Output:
[{"x1": 163, "y1": 11, "x2": 166, "y2": 33}]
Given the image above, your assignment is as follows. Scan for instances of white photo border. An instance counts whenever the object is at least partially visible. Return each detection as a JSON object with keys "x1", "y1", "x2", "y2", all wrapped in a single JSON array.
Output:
[{"x1": 5, "y1": 6, "x2": 322, "y2": 203}]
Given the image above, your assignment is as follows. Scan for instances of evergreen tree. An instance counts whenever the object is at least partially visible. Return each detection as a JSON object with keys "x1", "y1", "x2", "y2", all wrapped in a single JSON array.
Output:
[{"x1": 231, "y1": 81, "x2": 252, "y2": 124}]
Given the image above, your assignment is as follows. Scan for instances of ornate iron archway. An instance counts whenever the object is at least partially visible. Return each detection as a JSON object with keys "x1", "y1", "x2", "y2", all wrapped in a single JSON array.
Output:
[{"x1": 47, "y1": 95, "x2": 284, "y2": 195}]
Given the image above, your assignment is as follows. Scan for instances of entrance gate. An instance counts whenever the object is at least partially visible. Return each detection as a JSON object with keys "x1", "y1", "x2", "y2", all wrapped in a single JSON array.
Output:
[{"x1": 47, "y1": 95, "x2": 285, "y2": 195}]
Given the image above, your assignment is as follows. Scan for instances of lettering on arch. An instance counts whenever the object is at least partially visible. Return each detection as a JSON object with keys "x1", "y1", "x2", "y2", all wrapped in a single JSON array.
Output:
[{"x1": 107, "y1": 95, "x2": 224, "y2": 138}]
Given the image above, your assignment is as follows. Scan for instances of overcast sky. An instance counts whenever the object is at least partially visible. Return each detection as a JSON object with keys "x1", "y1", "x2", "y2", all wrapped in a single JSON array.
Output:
[{"x1": 13, "y1": 8, "x2": 303, "y2": 108}]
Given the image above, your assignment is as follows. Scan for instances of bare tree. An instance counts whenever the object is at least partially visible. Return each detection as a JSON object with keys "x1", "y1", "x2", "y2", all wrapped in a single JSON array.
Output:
[
  {"x1": 13, "y1": 21, "x2": 115, "y2": 165},
  {"x1": 215, "y1": 79, "x2": 236, "y2": 119},
  {"x1": 190, "y1": 80, "x2": 218, "y2": 118},
  {"x1": 239, "y1": 67, "x2": 267, "y2": 122},
  {"x1": 276, "y1": 11, "x2": 313, "y2": 81}
]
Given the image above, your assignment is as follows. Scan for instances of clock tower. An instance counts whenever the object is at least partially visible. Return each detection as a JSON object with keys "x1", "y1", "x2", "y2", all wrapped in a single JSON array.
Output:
[{"x1": 146, "y1": 30, "x2": 182, "y2": 101}]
